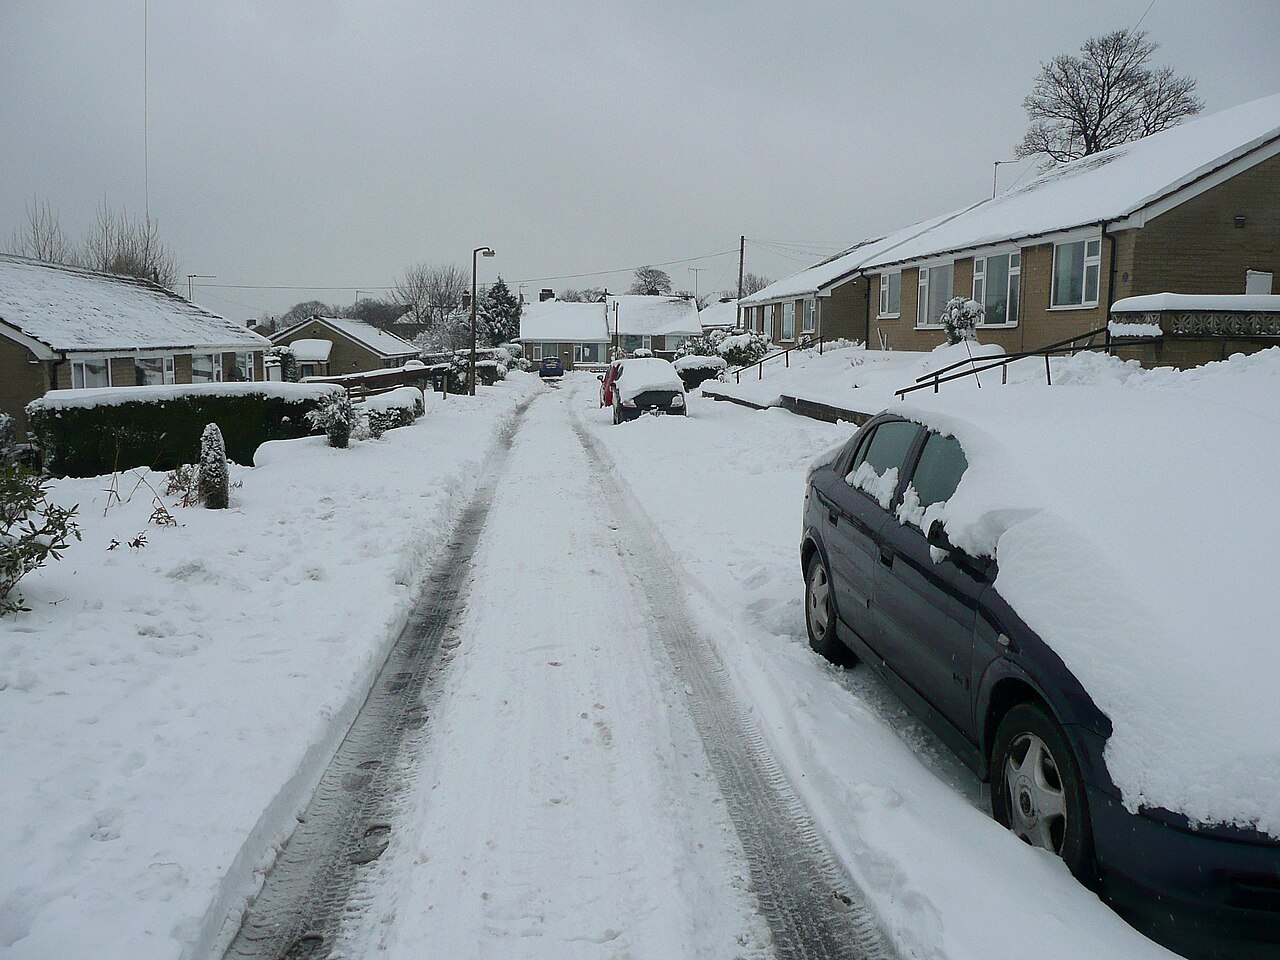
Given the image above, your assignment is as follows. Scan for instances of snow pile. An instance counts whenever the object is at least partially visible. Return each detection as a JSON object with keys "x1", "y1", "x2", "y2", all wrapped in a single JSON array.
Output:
[
  {"x1": 362, "y1": 386, "x2": 425, "y2": 414},
  {"x1": 0, "y1": 375, "x2": 542, "y2": 960},
  {"x1": 27, "y1": 381, "x2": 341, "y2": 411},
  {"x1": 1107, "y1": 320, "x2": 1162, "y2": 338},
  {"x1": 614, "y1": 358, "x2": 685, "y2": 402},
  {"x1": 288, "y1": 337, "x2": 332, "y2": 361},
  {"x1": 849, "y1": 460, "x2": 897, "y2": 509},
  {"x1": 900, "y1": 374, "x2": 1280, "y2": 834},
  {"x1": 1111, "y1": 292, "x2": 1280, "y2": 314}
]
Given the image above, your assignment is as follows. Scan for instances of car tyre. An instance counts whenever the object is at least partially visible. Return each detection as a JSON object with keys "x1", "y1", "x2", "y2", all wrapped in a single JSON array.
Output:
[
  {"x1": 804, "y1": 552, "x2": 854, "y2": 665},
  {"x1": 991, "y1": 702, "x2": 1096, "y2": 884}
]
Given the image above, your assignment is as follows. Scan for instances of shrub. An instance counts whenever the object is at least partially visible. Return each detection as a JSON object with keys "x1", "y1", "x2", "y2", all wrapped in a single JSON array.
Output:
[
  {"x1": 198, "y1": 423, "x2": 229, "y2": 509},
  {"x1": 266, "y1": 345, "x2": 299, "y2": 382},
  {"x1": 305, "y1": 393, "x2": 357, "y2": 448},
  {"x1": 1, "y1": 464, "x2": 81, "y2": 615},
  {"x1": 716, "y1": 331, "x2": 771, "y2": 367},
  {"x1": 673, "y1": 354, "x2": 727, "y2": 390},
  {"x1": 0, "y1": 414, "x2": 15, "y2": 464},
  {"x1": 941, "y1": 297, "x2": 983, "y2": 344},
  {"x1": 27, "y1": 383, "x2": 342, "y2": 478}
]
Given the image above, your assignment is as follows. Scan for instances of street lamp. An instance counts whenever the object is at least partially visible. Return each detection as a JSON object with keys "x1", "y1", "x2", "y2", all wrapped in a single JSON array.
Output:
[
  {"x1": 187, "y1": 274, "x2": 215, "y2": 300},
  {"x1": 470, "y1": 246, "x2": 496, "y2": 395}
]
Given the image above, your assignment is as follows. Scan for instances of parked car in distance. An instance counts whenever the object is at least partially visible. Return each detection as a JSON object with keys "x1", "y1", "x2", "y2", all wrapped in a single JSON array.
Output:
[
  {"x1": 608, "y1": 357, "x2": 686, "y2": 424},
  {"x1": 538, "y1": 356, "x2": 565, "y2": 379},
  {"x1": 801, "y1": 409, "x2": 1280, "y2": 960}
]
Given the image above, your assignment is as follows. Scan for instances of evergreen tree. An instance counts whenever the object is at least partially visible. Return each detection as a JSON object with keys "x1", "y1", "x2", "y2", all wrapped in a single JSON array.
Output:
[
  {"x1": 198, "y1": 424, "x2": 229, "y2": 509},
  {"x1": 479, "y1": 276, "x2": 522, "y2": 345}
]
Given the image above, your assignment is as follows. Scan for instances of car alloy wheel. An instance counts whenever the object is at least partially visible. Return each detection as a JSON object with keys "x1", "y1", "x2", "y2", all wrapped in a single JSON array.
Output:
[
  {"x1": 805, "y1": 553, "x2": 854, "y2": 665},
  {"x1": 991, "y1": 702, "x2": 1095, "y2": 882}
]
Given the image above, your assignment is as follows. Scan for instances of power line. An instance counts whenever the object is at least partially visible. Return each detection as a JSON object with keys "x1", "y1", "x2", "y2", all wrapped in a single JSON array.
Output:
[
  {"x1": 1134, "y1": 0, "x2": 1158, "y2": 30},
  {"x1": 504, "y1": 245, "x2": 737, "y2": 284},
  {"x1": 195, "y1": 282, "x2": 395, "y2": 291}
]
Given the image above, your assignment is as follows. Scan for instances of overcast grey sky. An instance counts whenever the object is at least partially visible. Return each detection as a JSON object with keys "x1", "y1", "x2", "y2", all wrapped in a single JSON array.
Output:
[{"x1": 3, "y1": 0, "x2": 1279, "y2": 321}]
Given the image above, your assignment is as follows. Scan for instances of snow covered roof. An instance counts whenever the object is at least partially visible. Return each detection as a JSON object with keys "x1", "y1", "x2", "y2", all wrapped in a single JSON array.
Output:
[
  {"x1": 863, "y1": 92, "x2": 1280, "y2": 269},
  {"x1": 289, "y1": 338, "x2": 333, "y2": 362},
  {"x1": 1112, "y1": 293, "x2": 1280, "y2": 313},
  {"x1": 272, "y1": 316, "x2": 417, "y2": 358},
  {"x1": 606, "y1": 295, "x2": 702, "y2": 337},
  {"x1": 698, "y1": 298, "x2": 740, "y2": 330},
  {"x1": 739, "y1": 210, "x2": 979, "y2": 306},
  {"x1": 518, "y1": 300, "x2": 610, "y2": 342},
  {"x1": 0, "y1": 254, "x2": 270, "y2": 357}
]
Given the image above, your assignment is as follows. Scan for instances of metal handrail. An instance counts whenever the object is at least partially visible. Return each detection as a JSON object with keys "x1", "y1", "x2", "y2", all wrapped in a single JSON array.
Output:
[
  {"x1": 911, "y1": 327, "x2": 1110, "y2": 384},
  {"x1": 895, "y1": 327, "x2": 1113, "y2": 399},
  {"x1": 731, "y1": 334, "x2": 827, "y2": 385}
]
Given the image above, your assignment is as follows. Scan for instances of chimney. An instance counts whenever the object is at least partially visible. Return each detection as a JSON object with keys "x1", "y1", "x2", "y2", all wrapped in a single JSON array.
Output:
[{"x1": 540, "y1": 288, "x2": 555, "y2": 302}]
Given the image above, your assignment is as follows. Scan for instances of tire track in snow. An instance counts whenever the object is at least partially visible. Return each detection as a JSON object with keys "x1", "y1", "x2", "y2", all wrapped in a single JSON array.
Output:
[
  {"x1": 217, "y1": 397, "x2": 535, "y2": 960},
  {"x1": 569, "y1": 396, "x2": 897, "y2": 960}
]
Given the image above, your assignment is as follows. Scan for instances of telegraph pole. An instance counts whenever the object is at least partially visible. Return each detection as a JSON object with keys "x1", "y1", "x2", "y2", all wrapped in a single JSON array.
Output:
[
  {"x1": 689, "y1": 267, "x2": 703, "y2": 302},
  {"x1": 736, "y1": 235, "x2": 746, "y2": 329}
]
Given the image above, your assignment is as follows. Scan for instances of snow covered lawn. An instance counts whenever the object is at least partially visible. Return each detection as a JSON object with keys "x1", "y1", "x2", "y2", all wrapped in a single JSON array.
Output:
[
  {"x1": 581, "y1": 376, "x2": 1182, "y2": 959},
  {"x1": 0, "y1": 375, "x2": 541, "y2": 960}
]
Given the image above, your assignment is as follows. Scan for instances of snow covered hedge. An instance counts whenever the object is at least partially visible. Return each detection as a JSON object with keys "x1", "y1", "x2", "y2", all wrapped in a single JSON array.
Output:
[
  {"x1": 676, "y1": 330, "x2": 771, "y2": 368},
  {"x1": 27, "y1": 382, "x2": 344, "y2": 477},
  {"x1": 672, "y1": 354, "x2": 727, "y2": 390}
]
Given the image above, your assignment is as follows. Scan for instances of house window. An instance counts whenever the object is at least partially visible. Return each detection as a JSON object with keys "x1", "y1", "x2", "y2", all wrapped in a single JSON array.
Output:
[
  {"x1": 802, "y1": 297, "x2": 816, "y2": 333},
  {"x1": 576, "y1": 343, "x2": 604, "y2": 363},
  {"x1": 878, "y1": 272, "x2": 902, "y2": 317},
  {"x1": 917, "y1": 264, "x2": 953, "y2": 327},
  {"x1": 781, "y1": 302, "x2": 796, "y2": 341},
  {"x1": 134, "y1": 356, "x2": 175, "y2": 385},
  {"x1": 531, "y1": 343, "x2": 544, "y2": 361},
  {"x1": 622, "y1": 334, "x2": 650, "y2": 352},
  {"x1": 229, "y1": 352, "x2": 256, "y2": 381},
  {"x1": 71, "y1": 359, "x2": 111, "y2": 388},
  {"x1": 191, "y1": 353, "x2": 222, "y2": 383},
  {"x1": 973, "y1": 252, "x2": 1021, "y2": 325},
  {"x1": 1052, "y1": 237, "x2": 1102, "y2": 307}
]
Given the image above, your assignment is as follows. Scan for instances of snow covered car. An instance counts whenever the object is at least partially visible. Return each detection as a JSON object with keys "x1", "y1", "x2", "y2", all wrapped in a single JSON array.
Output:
[
  {"x1": 800, "y1": 395, "x2": 1280, "y2": 959},
  {"x1": 598, "y1": 359, "x2": 623, "y2": 408},
  {"x1": 608, "y1": 357, "x2": 687, "y2": 424},
  {"x1": 538, "y1": 356, "x2": 564, "y2": 379}
]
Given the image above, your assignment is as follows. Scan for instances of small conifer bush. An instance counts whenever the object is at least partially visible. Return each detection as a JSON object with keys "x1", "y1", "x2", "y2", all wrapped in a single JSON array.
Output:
[{"x1": 198, "y1": 423, "x2": 230, "y2": 509}]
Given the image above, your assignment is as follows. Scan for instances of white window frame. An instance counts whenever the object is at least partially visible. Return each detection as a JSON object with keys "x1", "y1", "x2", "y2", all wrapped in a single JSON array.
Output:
[
  {"x1": 234, "y1": 351, "x2": 257, "y2": 381},
  {"x1": 191, "y1": 353, "x2": 223, "y2": 383},
  {"x1": 801, "y1": 297, "x2": 817, "y2": 334},
  {"x1": 71, "y1": 358, "x2": 113, "y2": 389},
  {"x1": 1050, "y1": 236, "x2": 1103, "y2": 309},
  {"x1": 877, "y1": 271, "x2": 902, "y2": 318},
  {"x1": 916, "y1": 263, "x2": 953, "y2": 328},
  {"x1": 781, "y1": 301, "x2": 796, "y2": 341},
  {"x1": 134, "y1": 354, "x2": 176, "y2": 386},
  {"x1": 531, "y1": 343, "x2": 544, "y2": 361},
  {"x1": 972, "y1": 251, "x2": 1021, "y2": 327}
]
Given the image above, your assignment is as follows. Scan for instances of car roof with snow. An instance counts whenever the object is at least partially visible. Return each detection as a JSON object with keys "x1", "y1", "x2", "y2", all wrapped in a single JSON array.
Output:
[
  {"x1": 892, "y1": 364, "x2": 1280, "y2": 837},
  {"x1": 615, "y1": 357, "x2": 684, "y2": 397}
]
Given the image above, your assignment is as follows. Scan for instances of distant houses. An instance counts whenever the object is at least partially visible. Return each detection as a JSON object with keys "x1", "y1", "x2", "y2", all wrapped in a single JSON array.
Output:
[
  {"x1": 270, "y1": 315, "x2": 418, "y2": 377},
  {"x1": 0, "y1": 254, "x2": 270, "y2": 437},
  {"x1": 518, "y1": 294, "x2": 702, "y2": 367},
  {"x1": 747, "y1": 91, "x2": 1280, "y2": 366}
]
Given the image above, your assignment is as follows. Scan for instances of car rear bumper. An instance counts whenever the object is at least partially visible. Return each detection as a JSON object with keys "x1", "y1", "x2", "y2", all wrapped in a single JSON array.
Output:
[{"x1": 1090, "y1": 787, "x2": 1280, "y2": 958}]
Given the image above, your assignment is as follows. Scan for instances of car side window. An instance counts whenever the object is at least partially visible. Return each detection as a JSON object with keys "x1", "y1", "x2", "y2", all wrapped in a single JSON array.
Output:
[
  {"x1": 907, "y1": 432, "x2": 968, "y2": 511},
  {"x1": 844, "y1": 420, "x2": 919, "y2": 508}
]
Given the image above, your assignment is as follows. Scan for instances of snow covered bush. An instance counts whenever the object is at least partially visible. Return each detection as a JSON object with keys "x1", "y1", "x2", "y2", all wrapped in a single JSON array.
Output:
[
  {"x1": 305, "y1": 393, "x2": 357, "y2": 448},
  {"x1": 940, "y1": 297, "x2": 983, "y2": 345},
  {"x1": 631, "y1": 347, "x2": 654, "y2": 358},
  {"x1": 716, "y1": 331, "x2": 771, "y2": 367},
  {"x1": 675, "y1": 331, "x2": 726, "y2": 359},
  {"x1": 358, "y1": 387, "x2": 425, "y2": 439},
  {"x1": 197, "y1": 423, "x2": 230, "y2": 509},
  {"x1": 0, "y1": 413, "x2": 15, "y2": 464},
  {"x1": 672, "y1": 354, "x2": 727, "y2": 390},
  {"x1": 1, "y1": 463, "x2": 81, "y2": 615}
]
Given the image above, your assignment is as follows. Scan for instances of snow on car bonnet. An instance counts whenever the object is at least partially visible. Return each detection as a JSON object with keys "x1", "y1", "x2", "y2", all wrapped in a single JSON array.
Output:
[
  {"x1": 899, "y1": 385, "x2": 1280, "y2": 837},
  {"x1": 615, "y1": 358, "x2": 684, "y2": 402}
]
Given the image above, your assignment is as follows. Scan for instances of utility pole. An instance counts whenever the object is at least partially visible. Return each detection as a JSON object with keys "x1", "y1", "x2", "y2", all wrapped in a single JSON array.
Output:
[
  {"x1": 736, "y1": 235, "x2": 746, "y2": 329},
  {"x1": 992, "y1": 159, "x2": 1019, "y2": 198},
  {"x1": 689, "y1": 267, "x2": 703, "y2": 302}
]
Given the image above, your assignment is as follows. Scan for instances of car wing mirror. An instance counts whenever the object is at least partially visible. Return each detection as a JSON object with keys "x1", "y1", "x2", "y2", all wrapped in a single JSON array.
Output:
[
  {"x1": 597, "y1": 374, "x2": 604, "y2": 381},
  {"x1": 927, "y1": 519, "x2": 953, "y2": 552}
]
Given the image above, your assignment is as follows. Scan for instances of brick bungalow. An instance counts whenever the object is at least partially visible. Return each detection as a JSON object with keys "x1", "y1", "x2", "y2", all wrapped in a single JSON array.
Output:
[
  {"x1": 0, "y1": 254, "x2": 270, "y2": 438},
  {"x1": 518, "y1": 300, "x2": 611, "y2": 370},
  {"x1": 271, "y1": 315, "x2": 418, "y2": 377},
  {"x1": 605, "y1": 295, "x2": 702, "y2": 359},
  {"x1": 861, "y1": 92, "x2": 1279, "y2": 363}
]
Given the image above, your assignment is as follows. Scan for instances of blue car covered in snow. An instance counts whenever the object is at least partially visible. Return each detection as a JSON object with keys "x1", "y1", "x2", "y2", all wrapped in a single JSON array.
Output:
[{"x1": 538, "y1": 356, "x2": 565, "y2": 379}]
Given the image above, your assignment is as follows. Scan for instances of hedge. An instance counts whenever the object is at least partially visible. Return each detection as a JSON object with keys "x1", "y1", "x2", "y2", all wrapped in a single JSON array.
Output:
[{"x1": 27, "y1": 383, "x2": 344, "y2": 477}]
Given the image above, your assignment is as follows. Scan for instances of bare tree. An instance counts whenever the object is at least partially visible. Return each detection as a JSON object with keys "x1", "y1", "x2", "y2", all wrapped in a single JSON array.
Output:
[
  {"x1": 559, "y1": 287, "x2": 606, "y2": 303},
  {"x1": 79, "y1": 203, "x2": 181, "y2": 288},
  {"x1": 738, "y1": 272, "x2": 772, "y2": 298},
  {"x1": 628, "y1": 266, "x2": 672, "y2": 296},
  {"x1": 7, "y1": 199, "x2": 73, "y2": 263},
  {"x1": 1016, "y1": 29, "x2": 1201, "y2": 164},
  {"x1": 393, "y1": 263, "x2": 468, "y2": 323}
]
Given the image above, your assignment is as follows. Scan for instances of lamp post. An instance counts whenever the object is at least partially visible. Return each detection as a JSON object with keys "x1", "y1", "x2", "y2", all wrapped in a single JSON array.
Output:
[
  {"x1": 187, "y1": 274, "x2": 215, "y2": 300},
  {"x1": 470, "y1": 246, "x2": 495, "y2": 395}
]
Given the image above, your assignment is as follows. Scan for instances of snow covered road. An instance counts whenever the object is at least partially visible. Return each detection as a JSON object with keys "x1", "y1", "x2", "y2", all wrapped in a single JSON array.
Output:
[{"x1": 229, "y1": 385, "x2": 893, "y2": 960}]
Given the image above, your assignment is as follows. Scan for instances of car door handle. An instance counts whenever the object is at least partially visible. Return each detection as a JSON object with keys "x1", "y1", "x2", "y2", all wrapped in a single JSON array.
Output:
[
  {"x1": 878, "y1": 543, "x2": 895, "y2": 568},
  {"x1": 828, "y1": 508, "x2": 839, "y2": 526}
]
